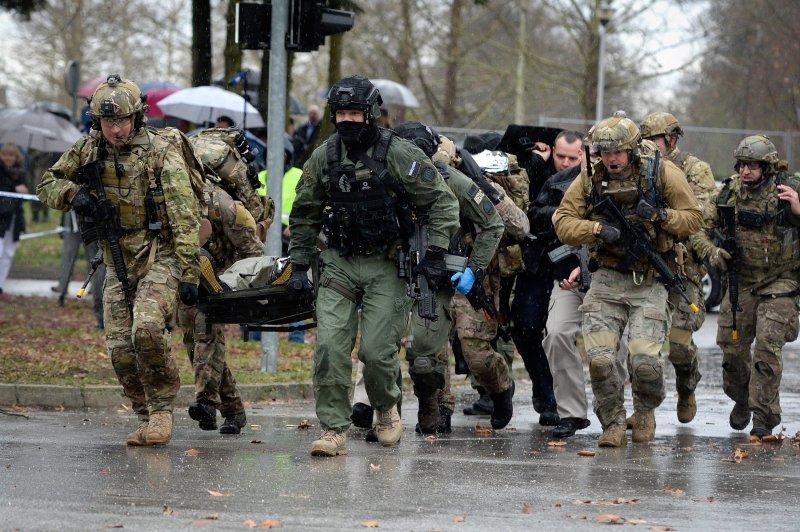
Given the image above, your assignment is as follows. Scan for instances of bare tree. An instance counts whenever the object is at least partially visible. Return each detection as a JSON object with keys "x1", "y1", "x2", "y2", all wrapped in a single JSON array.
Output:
[{"x1": 192, "y1": 0, "x2": 212, "y2": 86}]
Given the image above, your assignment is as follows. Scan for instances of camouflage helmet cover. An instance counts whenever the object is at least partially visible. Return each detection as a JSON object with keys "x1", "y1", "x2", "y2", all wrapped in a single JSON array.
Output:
[
  {"x1": 639, "y1": 112, "x2": 684, "y2": 139},
  {"x1": 590, "y1": 110, "x2": 641, "y2": 153},
  {"x1": 327, "y1": 74, "x2": 383, "y2": 124},
  {"x1": 734, "y1": 134, "x2": 779, "y2": 164},
  {"x1": 89, "y1": 74, "x2": 146, "y2": 119}
]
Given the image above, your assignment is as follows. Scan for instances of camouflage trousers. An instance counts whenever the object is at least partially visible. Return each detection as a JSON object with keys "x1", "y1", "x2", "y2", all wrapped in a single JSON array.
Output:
[
  {"x1": 717, "y1": 279, "x2": 799, "y2": 431},
  {"x1": 176, "y1": 302, "x2": 244, "y2": 416},
  {"x1": 103, "y1": 259, "x2": 181, "y2": 420},
  {"x1": 667, "y1": 278, "x2": 706, "y2": 397},
  {"x1": 452, "y1": 282, "x2": 513, "y2": 395},
  {"x1": 581, "y1": 268, "x2": 670, "y2": 428}
]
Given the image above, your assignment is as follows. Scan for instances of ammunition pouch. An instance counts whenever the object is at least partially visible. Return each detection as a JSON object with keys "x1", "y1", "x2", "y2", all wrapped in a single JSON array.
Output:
[{"x1": 738, "y1": 210, "x2": 771, "y2": 228}]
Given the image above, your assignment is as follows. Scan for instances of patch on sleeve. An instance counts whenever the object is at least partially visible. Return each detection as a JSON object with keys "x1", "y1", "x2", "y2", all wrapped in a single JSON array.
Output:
[
  {"x1": 482, "y1": 198, "x2": 495, "y2": 214},
  {"x1": 421, "y1": 166, "x2": 437, "y2": 182},
  {"x1": 468, "y1": 183, "x2": 486, "y2": 206},
  {"x1": 406, "y1": 160, "x2": 421, "y2": 179}
]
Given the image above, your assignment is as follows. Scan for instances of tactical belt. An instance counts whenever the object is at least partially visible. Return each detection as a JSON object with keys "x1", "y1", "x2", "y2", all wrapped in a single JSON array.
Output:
[{"x1": 318, "y1": 273, "x2": 364, "y2": 304}]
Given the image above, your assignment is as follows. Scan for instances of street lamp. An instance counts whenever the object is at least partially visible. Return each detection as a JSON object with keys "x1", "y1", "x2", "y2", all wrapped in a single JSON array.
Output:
[{"x1": 595, "y1": 3, "x2": 613, "y2": 123}]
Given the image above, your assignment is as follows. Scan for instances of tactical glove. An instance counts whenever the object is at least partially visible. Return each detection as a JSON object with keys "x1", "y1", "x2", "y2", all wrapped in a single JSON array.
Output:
[
  {"x1": 412, "y1": 246, "x2": 448, "y2": 292},
  {"x1": 287, "y1": 263, "x2": 311, "y2": 292},
  {"x1": 72, "y1": 188, "x2": 97, "y2": 216},
  {"x1": 707, "y1": 246, "x2": 732, "y2": 272},
  {"x1": 450, "y1": 266, "x2": 477, "y2": 295},
  {"x1": 635, "y1": 198, "x2": 667, "y2": 223},
  {"x1": 179, "y1": 282, "x2": 199, "y2": 306},
  {"x1": 596, "y1": 223, "x2": 621, "y2": 245}
]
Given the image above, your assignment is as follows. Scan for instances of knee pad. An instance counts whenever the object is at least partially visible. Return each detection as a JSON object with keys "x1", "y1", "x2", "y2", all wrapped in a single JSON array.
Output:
[
  {"x1": 589, "y1": 354, "x2": 615, "y2": 381},
  {"x1": 409, "y1": 357, "x2": 445, "y2": 393},
  {"x1": 633, "y1": 357, "x2": 663, "y2": 382},
  {"x1": 133, "y1": 324, "x2": 166, "y2": 353}
]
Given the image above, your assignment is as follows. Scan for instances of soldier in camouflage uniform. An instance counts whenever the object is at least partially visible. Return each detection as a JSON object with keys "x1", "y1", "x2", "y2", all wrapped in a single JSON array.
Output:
[
  {"x1": 37, "y1": 75, "x2": 202, "y2": 446},
  {"x1": 288, "y1": 76, "x2": 459, "y2": 456},
  {"x1": 638, "y1": 112, "x2": 717, "y2": 424},
  {"x1": 176, "y1": 178, "x2": 265, "y2": 435},
  {"x1": 554, "y1": 112, "x2": 702, "y2": 447},
  {"x1": 699, "y1": 135, "x2": 800, "y2": 438}
]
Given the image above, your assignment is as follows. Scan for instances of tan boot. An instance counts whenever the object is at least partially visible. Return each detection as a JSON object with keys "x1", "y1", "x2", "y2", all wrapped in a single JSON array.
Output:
[
  {"x1": 677, "y1": 392, "x2": 697, "y2": 423},
  {"x1": 625, "y1": 412, "x2": 639, "y2": 430},
  {"x1": 310, "y1": 430, "x2": 348, "y2": 457},
  {"x1": 598, "y1": 424, "x2": 627, "y2": 447},
  {"x1": 126, "y1": 420, "x2": 151, "y2": 446},
  {"x1": 632, "y1": 409, "x2": 656, "y2": 443},
  {"x1": 145, "y1": 411, "x2": 173, "y2": 445},
  {"x1": 375, "y1": 405, "x2": 402, "y2": 447}
]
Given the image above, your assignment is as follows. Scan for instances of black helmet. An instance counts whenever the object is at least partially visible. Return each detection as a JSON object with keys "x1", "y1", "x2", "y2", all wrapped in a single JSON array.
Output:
[
  {"x1": 327, "y1": 75, "x2": 383, "y2": 126},
  {"x1": 393, "y1": 121, "x2": 439, "y2": 157}
]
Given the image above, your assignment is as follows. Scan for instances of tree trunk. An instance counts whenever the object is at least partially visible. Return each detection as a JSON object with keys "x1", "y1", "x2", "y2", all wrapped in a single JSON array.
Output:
[
  {"x1": 443, "y1": 0, "x2": 463, "y2": 127},
  {"x1": 224, "y1": 0, "x2": 243, "y2": 87},
  {"x1": 192, "y1": 0, "x2": 212, "y2": 87}
]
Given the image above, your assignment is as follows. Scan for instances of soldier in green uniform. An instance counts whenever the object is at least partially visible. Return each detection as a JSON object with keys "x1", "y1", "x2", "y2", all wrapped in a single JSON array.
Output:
[
  {"x1": 287, "y1": 75, "x2": 459, "y2": 456},
  {"x1": 177, "y1": 179, "x2": 265, "y2": 435},
  {"x1": 699, "y1": 135, "x2": 800, "y2": 438},
  {"x1": 37, "y1": 75, "x2": 203, "y2": 446},
  {"x1": 554, "y1": 112, "x2": 702, "y2": 447},
  {"x1": 638, "y1": 112, "x2": 717, "y2": 424}
]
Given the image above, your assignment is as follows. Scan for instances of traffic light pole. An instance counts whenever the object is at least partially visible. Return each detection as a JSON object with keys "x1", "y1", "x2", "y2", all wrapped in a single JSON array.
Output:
[{"x1": 261, "y1": 0, "x2": 289, "y2": 373}]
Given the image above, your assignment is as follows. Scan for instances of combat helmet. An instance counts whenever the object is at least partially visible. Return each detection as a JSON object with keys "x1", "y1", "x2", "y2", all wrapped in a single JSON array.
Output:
[
  {"x1": 327, "y1": 75, "x2": 383, "y2": 126},
  {"x1": 393, "y1": 121, "x2": 440, "y2": 157},
  {"x1": 639, "y1": 112, "x2": 684, "y2": 140},
  {"x1": 590, "y1": 110, "x2": 641, "y2": 154},
  {"x1": 734, "y1": 135, "x2": 779, "y2": 165},
  {"x1": 88, "y1": 74, "x2": 147, "y2": 130}
]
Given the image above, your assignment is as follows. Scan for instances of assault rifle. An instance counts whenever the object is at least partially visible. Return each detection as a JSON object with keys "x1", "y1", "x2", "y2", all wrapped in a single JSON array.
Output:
[
  {"x1": 463, "y1": 275, "x2": 511, "y2": 341},
  {"x1": 76, "y1": 154, "x2": 133, "y2": 314},
  {"x1": 594, "y1": 197, "x2": 699, "y2": 313},
  {"x1": 717, "y1": 204, "x2": 742, "y2": 340},
  {"x1": 405, "y1": 220, "x2": 467, "y2": 321},
  {"x1": 548, "y1": 244, "x2": 591, "y2": 292}
]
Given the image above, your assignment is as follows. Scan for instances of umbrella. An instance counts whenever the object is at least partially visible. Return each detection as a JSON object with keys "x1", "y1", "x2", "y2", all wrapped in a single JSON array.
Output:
[
  {"x1": 0, "y1": 108, "x2": 82, "y2": 152},
  {"x1": 144, "y1": 86, "x2": 180, "y2": 118},
  {"x1": 370, "y1": 79, "x2": 420, "y2": 107},
  {"x1": 76, "y1": 76, "x2": 107, "y2": 98},
  {"x1": 28, "y1": 101, "x2": 72, "y2": 121},
  {"x1": 213, "y1": 70, "x2": 306, "y2": 114},
  {"x1": 138, "y1": 80, "x2": 180, "y2": 92},
  {"x1": 496, "y1": 124, "x2": 564, "y2": 157},
  {"x1": 157, "y1": 86, "x2": 266, "y2": 128}
]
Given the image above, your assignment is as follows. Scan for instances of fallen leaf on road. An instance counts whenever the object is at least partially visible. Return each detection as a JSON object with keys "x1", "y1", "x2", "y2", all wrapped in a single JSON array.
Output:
[
  {"x1": 183, "y1": 448, "x2": 202, "y2": 456},
  {"x1": 207, "y1": 489, "x2": 234, "y2": 497},
  {"x1": 722, "y1": 448, "x2": 750, "y2": 463},
  {"x1": 361, "y1": 521, "x2": 379, "y2": 528},
  {"x1": 691, "y1": 496, "x2": 715, "y2": 503},
  {"x1": 574, "y1": 498, "x2": 638, "y2": 506},
  {"x1": 191, "y1": 521, "x2": 207, "y2": 525},
  {"x1": 258, "y1": 519, "x2": 284, "y2": 528},
  {"x1": 297, "y1": 419, "x2": 312, "y2": 430},
  {"x1": 163, "y1": 504, "x2": 178, "y2": 516},
  {"x1": 475, "y1": 424, "x2": 494, "y2": 435},
  {"x1": 424, "y1": 435, "x2": 438, "y2": 442},
  {"x1": 547, "y1": 441, "x2": 567, "y2": 447},
  {"x1": 522, "y1": 503, "x2": 533, "y2": 514},
  {"x1": 200, "y1": 513, "x2": 219, "y2": 520},
  {"x1": 626, "y1": 518, "x2": 647, "y2": 524},
  {"x1": 453, "y1": 515, "x2": 465, "y2": 522},
  {"x1": 554, "y1": 502, "x2": 562, "y2": 508},
  {"x1": 369, "y1": 463, "x2": 381, "y2": 471},
  {"x1": 596, "y1": 513, "x2": 624, "y2": 524},
  {"x1": 577, "y1": 450, "x2": 596, "y2": 457},
  {"x1": 98, "y1": 469, "x2": 112, "y2": 475},
  {"x1": 662, "y1": 485, "x2": 685, "y2": 497}
]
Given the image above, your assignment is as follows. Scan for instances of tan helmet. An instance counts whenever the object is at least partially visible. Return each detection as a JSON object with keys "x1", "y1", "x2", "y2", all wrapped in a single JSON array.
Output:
[
  {"x1": 589, "y1": 110, "x2": 641, "y2": 153},
  {"x1": 89, "y1": 74, "x2": 147, "y2": 126},
  {"x1": 734, "y1": 135, "x2": 779, "y2": 164},
  {"x1": 639, "y1": 112, "x2": 684, "y2": 140}
]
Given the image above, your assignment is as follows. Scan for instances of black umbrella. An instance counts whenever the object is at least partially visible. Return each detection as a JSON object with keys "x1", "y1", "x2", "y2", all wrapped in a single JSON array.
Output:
[{"x1": 496, "y1": 124, "x2": 564, "y2": 157}]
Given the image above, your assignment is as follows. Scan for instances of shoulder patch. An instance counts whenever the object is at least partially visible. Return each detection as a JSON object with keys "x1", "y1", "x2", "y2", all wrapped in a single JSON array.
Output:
[
  {"x1": 482, "y1": 198, "x2": 495, "y2": 214},
  {"x1": 421, "y1": 166, "x2": 436, "y2": 182}
]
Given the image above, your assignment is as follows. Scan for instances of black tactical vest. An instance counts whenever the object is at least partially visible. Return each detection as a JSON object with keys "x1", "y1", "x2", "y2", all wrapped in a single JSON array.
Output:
[{"x1": 323, "y1": 130, "x2": 402, "y2": 256}]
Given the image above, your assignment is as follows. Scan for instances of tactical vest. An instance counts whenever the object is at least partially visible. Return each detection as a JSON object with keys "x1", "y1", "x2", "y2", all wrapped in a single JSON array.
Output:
[
  {"x1": 717, "y1": 173, "x2": 800, "y2": 280},
  {"x1": 583, "y1": 145, "x2": 674, "y2": 272},
  {"x1": 322, "y1": 130, "x2": 403, "y2": 256}
]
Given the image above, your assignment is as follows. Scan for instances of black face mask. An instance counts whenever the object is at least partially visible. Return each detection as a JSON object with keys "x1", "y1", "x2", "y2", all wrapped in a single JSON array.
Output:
[{"x1": 336, "y1": 121, "x2": 378, "y2": 149}]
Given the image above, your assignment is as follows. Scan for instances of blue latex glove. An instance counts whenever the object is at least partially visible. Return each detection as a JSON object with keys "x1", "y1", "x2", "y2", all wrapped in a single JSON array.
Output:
[{"x1": 450, "y1": 267, "x2": 476, "y2": 295}]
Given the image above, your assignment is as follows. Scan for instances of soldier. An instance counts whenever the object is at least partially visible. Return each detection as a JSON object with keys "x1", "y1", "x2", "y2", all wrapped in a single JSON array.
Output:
[
  {"x1": 176, "y1": 177, "x2": 265, "y2": 435},
  {"x1": 37, "y1": 75, "x2": 203, "y2": 446},
  {"x1": 554, "y1": 111, "x2": 702, "y2": 447},
  {"x1": 287, "y1": 75, "x2": 459, "y2": 456},
  {"x1": 638, "y1": 112, "x2": 717, "y2": 425},
  {"x1": 700, "y1": 135, "x2": 800, "y2": 439}
]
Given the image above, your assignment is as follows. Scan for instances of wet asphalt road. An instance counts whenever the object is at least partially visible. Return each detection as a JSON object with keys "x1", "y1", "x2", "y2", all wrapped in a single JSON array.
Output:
[{"x1": 2, "y1": 316, "x2": 800, "y2": 530}]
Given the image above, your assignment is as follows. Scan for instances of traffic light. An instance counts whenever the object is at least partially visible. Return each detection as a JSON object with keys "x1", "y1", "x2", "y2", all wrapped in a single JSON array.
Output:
[{"x1": 236, "y1": 1, "x2": 354, "y2": 52}]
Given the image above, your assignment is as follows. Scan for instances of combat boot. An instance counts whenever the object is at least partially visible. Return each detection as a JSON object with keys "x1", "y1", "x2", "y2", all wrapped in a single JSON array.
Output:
[
  {"x1": 677, "y1": 392, "x2": 697, "y2": 423},
  {"x1": 351, "y1": 402, "x2": 374, "y2": 429},
  {"x1": 490, "y1": 381, "x2": 515, "y2": 430},
  {"x1": 145, "y1": 411, "x2": 173, "y2": 445},
  {"x1": 219, "y1": 413, "x2": 247, "y2": 435},
  {"x1": 126, "y1": 420, "x2": 150, "y2": 446},
  {"x1": 598, "y1": 424, "x2": 627, "y2": 447},
  {"x1": 539, "y1": 405, "x2": 560, "y2": 427},
  {"x1": 632, "y1": 409, "x2": 656, "y2": 443},
  {"x1": 375, "y1": 405, "x2": 402, "y2": 447},
  {"x1": 189, "y1": 399, "x2": 217, "y2": 431},
  {"x1": 552, "y1": 417, "x2": 590, "y2": 439},
  {"x1": 729, "y1": 402, "x2": 750, "y2": 430},
  {"x1": 415, "y1": 394, "x2": 440, "y2": 435},
  {"x1": 625, "y1": 411, "x2": 639, "y2": 430},
  {"x1": 437, "y1": 406, "x2": 452, "y2": 434},
  {"x1": 463, "y1": 387, "x2": 493, "y2": 415},
  {"x1": 310, "y1": 430, "x2": 348, "y2": 456},
  {"x1": 750, "y1": 426, "x2": 771, "y2": 439}
]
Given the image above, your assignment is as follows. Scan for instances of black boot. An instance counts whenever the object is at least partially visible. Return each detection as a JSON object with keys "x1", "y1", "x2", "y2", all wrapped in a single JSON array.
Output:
[
  {"x1": 463, "y1": 387, "x2": 493, "y2": 415},
  {"x1": 539, "y1": 403, "x2": 560, "y2": 426},
  {"x1": 490, "y1": 381, "x2": 515, "y2": 429},
  {"x1": 219, "y1": 412, "x2": 247, "y2": 434},
  {"x1": 189, "y1": 399, "x2": 217, "y2": 431},
  {"x1": 414, "y1": 393, "x2": 440, "y2": 435},
  {"x1": 437, "y1": 406, "x2": 452, "y2": 434},
  {"x1": 351, "y1": 402, "x2": 374, "y2": 429},
  {"x1": 552, "y1": 417, "x2": 590, "y2": 439}
]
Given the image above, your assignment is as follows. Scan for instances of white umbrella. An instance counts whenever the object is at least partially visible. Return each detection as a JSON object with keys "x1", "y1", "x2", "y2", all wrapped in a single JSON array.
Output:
[
  {"x1": 370, "y1": 79, "x2": 420, "y2": 108},
  {"x1": 157, "y1": 86, "x2": 266, "y2": 128},
  {"x1": 0, "y1": 109, "x2": 82, "y2": 152}
]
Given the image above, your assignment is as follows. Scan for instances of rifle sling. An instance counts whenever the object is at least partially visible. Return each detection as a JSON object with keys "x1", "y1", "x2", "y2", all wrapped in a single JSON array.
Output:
[{"x1": 318, "y1": 273, "x2": 363, "y2": 305}]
